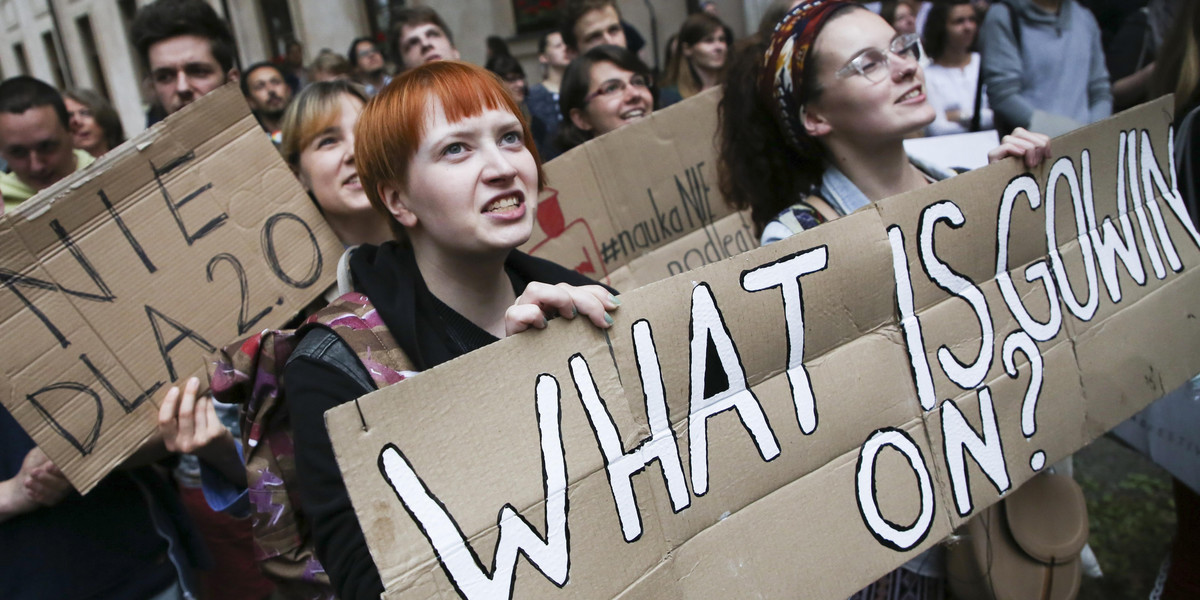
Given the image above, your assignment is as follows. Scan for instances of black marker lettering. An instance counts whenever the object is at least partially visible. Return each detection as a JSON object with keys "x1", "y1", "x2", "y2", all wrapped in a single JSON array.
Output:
[
  {"x1": 260, "y1": 213, "x2": 323, "y2": 288},
  {"x1": 0, "y1": 219, "x2": 118, "y2": 347},
  {"x1": 206, "y1": 253, "x2": 272, "y2": 335},
  {"x1": 79, "y1": 353, "x2": 162, "y2": 413},
  {"x1": 151, "y1": 152, "x2": 226, "y2": 245},
  {"x1": 27, "y1": 382, "x2": 103, "y2": 455},
  {"x1": 97, "y1": 189, "x2": 157, "y2": 274},
  {"x1": 144, "y1": 305, "x2": 216, "y2": 381}
]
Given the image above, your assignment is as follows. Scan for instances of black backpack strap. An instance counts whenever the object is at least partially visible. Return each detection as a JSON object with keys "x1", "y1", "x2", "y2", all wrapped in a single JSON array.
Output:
[
  {"x1": 1006, "y1": 0, "x2": 1021, "y2": 47},
  {"x1": 970, "y1": 60, "x2": 986, "y2": 132},
  {"x1": 287, "y1": 325, "x2": 377, "y2": 392}
]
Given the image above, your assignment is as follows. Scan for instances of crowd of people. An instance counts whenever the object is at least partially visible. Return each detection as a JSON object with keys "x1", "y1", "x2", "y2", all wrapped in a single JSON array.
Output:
[{"x1": 0, "y1": 0, "x2": 1197, "y2": 598}]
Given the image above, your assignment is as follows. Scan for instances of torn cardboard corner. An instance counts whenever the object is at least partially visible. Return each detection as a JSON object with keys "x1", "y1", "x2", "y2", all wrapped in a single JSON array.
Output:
[
  {"x1": 525, "y1": 87, "x2": 745, "y2": 291},
  {"x1": 0, "y1": 83, "x2": 343, "y2": 493},
  {"x1": 328, "y1": 97, "x2": 1200, "y2": 598}
]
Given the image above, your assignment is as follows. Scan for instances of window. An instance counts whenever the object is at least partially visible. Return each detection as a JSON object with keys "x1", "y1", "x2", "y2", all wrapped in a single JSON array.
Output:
[
  {"x1": 42, "y1": 32, "x2": 65, "y2": 88},
  {"x1": 512, "y1": 0, "x2": 563, "y2": 36},
  {"x1": 11, "y1": 43, "x2": 27, "y2": 75},
  {"x1": 76, "y1": 14, "x2": 111, "y2": 99},
  {"x1": 259, "y1": 0, "x2": 297, "y2": 60},
  {"x1": 362, "y1": 0, "x2": 407, "y2": 61}
]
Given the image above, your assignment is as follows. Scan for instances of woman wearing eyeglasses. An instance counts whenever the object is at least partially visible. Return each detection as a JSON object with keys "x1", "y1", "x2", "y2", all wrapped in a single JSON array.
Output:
[
  {"x1": 718, "y1": 0, "x2": 1049, "y2": 246},
  {"x1": 556, "y1": 45, "x2": 655, "y2": 152},
  {"x1": 717, "y1": 2, "x2": 1051, "y2": 597}
]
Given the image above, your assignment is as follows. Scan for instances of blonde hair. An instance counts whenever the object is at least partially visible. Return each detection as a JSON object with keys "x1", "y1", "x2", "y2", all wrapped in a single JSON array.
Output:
[{"x1": 278, "y1": 80, "x2": 369, "y2": 169}]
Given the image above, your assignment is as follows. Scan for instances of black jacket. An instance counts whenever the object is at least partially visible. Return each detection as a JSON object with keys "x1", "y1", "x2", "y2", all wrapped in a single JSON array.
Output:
[{"x1": 286, "y1": 242, "x2": 609, "y2": 599}]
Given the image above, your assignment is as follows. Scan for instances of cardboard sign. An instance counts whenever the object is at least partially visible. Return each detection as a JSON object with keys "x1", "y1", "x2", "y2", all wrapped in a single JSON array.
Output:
[
  {"x1": 0, "y1": 84, "x2": 343, "y2": 493},
  {"x1": 524, "y1": 87, "x2": 754, "y2": 291},
  {"x1": 328, "y1": 97, "x2": 1200, "y2": 598}
]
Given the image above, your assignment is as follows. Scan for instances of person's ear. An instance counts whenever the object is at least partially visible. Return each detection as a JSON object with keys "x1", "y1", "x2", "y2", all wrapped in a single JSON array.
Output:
[
  {"x1": 801, "y1": 104, "x2": 831, "y2": 138},
  {"x1": 380, "y1": 182, "x2": 418, "y2": 227},
  {"x1": 227, "y1": 68, "x2": 240, "y2": 84},
  {"x1": 569, "y1": 107, "x2": 593, "y2": 132}
]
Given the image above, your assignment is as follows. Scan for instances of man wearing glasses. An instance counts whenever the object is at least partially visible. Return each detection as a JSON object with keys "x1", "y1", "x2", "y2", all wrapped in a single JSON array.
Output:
[{"x1": 349, "y1": 37, "x2": 392, "y2": 97}]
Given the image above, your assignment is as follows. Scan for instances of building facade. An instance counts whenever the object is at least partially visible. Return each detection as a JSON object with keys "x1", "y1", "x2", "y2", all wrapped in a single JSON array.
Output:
[{"x1": 0, "y1": 0, "x2": 762, "y2": 139}]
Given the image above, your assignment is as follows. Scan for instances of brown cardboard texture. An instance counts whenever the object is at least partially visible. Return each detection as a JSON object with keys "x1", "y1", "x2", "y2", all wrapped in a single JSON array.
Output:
[
  {"x1": 0, "y1": 83, "x2": 342, "y2": 493},
  {"x1": 524, "y1": 88, "x2": 740, "y2": 290},
  {"x1": 327, "y1": 97, "x2": 1200, "y2": 598}
]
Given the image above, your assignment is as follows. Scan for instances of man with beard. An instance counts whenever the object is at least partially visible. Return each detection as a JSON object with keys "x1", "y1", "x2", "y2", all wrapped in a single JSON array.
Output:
[{"x1": 241, "y1": 62, "x2": 293, "y2": 143}]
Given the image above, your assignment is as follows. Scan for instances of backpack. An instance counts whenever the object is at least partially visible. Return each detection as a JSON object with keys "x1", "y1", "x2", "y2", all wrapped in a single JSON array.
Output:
[{"x1": 209, "y1": 292, "x2": 415, "y2": 599}]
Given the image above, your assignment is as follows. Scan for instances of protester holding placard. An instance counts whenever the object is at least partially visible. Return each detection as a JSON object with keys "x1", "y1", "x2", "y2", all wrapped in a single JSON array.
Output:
[
  {"x1": 717, "y1": 0, "x2": 1049, "y2": 244},
  {"x1": 557, "y1": 45, "x2": 655, "y2": 152},
  {"x1": 276, "y1": 60, "x2": 619, "y2": 599},
  {"x1": 279, "y1": 80, "x2": 392, "y2": 247},
  {"x1": 716, "y1": 2, "x2": 1051, "y2": 594}
]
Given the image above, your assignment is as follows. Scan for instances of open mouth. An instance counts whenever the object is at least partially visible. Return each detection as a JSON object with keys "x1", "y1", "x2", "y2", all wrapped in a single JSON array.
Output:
[
  {"x1": 896, "y1": 87, "x2": 923, "y2": 103},
  {"x1": 620, "y1": 108, "x2": 647, "y2": 121},
  {"x1": 484, "y1": 191, "x2": 524, "y2": 213},
  {"x1": 344, "y1": 174, "x2": 362, "y2": 189}
]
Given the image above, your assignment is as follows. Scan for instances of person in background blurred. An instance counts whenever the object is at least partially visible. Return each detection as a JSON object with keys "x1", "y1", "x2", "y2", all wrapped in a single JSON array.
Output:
[
  {"x1": 882, "y1": 0, "x2": 919, "y2": 34},
  {"x1": 979, "y1": 0, "x2": 1111, "y2": 136},
  {"x1": 62, "y1": 89, "x2": 125, "y2": 158},
  {"x1": 280, "y1": 80, "x2": 392, "y2": 249},
  {"x1": 661, "y1": 12, "x2": 733, "y2": 100},
  {"x1": 130, "y1": 0, "x2": 240, "y2": 117},
  {"x1": 241, "y1": 61, "x2": 293, "y2": 142},
  {"x1": 310, "y1": 50, "x2": 353, "y2": 83},
  {"x1": 557, "y1": 45, "x2": 655, "y2": 152},
  {"x1": 282, "y1": 40, "x2": 308, "y2": 91},
  {"x1": 349, "y1": 37, "x2": 391, "y2": 96},
  {"x1": 486, "y1": 35, "x2": 511, "y2": 63},
  {"x1": 391, "y1": 6, "x2": 460, "y2": 71},
  {"x1": 527, "y1": 30, "x2": 571, "y2": 161},
  {"x1": 0, "y1": 77, "x2": 94, "y2": 210},
  {"x1": 921, "y1": 0, "x2": 993, "y2": 135},
  {"x1": 486, "y1": 53, "x2": 534, "y2": 128}
]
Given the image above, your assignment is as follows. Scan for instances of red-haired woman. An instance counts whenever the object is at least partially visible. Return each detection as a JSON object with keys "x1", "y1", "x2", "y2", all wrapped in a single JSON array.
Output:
[{"x1": 284, "y1": 61, "x2": 619, "y2": 599}]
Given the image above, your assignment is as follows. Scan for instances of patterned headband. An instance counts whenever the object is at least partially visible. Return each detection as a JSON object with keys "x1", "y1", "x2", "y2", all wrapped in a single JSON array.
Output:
[{"x1": 760, "y1": 0, "x2": 854, "y2": 153}]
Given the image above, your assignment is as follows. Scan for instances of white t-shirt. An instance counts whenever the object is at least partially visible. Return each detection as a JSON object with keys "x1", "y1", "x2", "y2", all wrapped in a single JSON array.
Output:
[{"x1": 923, "y1": 53, "x2": 994, "y2": 137}]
